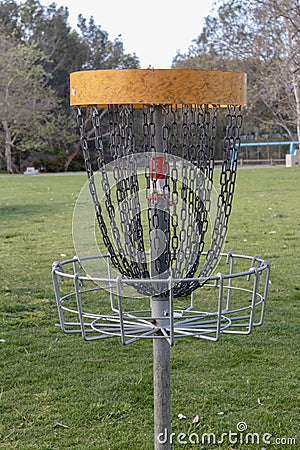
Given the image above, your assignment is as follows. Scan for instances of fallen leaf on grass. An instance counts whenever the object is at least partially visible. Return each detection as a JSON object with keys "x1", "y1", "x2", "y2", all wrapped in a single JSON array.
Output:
[
  {"x1": 54, "y1": 422, "x2": 69, "y2": 429},
  {"x1": 3, "y1": 430, "x2": 15, "y2": 440}
]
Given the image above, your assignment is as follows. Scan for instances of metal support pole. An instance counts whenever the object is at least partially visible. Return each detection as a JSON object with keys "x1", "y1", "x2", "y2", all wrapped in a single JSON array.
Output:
[{"x1": 150, "y1": 106, "x2": 171, "y2": 450}]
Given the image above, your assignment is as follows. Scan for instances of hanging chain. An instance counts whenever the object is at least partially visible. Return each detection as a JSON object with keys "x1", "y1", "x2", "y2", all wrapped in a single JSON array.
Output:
[
  {"x1": 76, "y1": 103, "x2": 242, "y2": 297},
  {"x1": 77, "y1": 107, "x2": 124, "y2": 273},
  {"x1": 173, "y1": 105, "x2": 217, "y2": 296},
  {"x1": 200, "y1": 105, "x2": 243, "y2": 282}
]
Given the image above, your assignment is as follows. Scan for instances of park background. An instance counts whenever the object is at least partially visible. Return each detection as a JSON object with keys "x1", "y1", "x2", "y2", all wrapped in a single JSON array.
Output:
[
  {"x1": 0, "y1": 0, "x2": 299, "y2": 449},
  {"x1": 0, "y1": 0, "x2": 299, "y2": 173}
]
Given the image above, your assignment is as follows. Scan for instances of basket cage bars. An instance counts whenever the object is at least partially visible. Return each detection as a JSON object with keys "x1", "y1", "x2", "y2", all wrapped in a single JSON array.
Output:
[{"x1": 52, "y1": 251, "x2": 270, "y2": 344}]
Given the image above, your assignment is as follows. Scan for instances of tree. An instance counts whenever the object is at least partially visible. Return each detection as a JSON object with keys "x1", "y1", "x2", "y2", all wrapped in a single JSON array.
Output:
[
  {"x1": 77, "y1": 15, "x2": 140, "y2": 70},
  {"x1": 173, "y1": 0, "x2": 300, "y2": 142},
  {"x1": 0, "y1": 0, "x2": 141, "y2": 172},
  {"x1": 63, "y1": 15, "x2": 140, "y2": 171},
  {"x1": 255, "y1": 0, "x2": 300, "y2": 141},
  {"x1": 17, "y1": 0, "x2": 86, "y2": 105},
  {"x1": 0, "y1": 32, "x2": 59, "y2": 172},
  {"x1": 0, "y1": 0, "x2": 21, "y2": 37}
]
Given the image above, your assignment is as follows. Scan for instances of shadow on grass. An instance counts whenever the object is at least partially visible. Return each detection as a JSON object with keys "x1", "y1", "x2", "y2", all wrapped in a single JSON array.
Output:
[{"x1": 1, "y1": 203, "x2": 60, "y2": 220}]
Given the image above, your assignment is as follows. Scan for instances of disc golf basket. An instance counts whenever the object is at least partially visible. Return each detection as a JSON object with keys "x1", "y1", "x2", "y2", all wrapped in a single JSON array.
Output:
[{"x1": 52, "y1": 69, "x2": 270, "y2": 449}]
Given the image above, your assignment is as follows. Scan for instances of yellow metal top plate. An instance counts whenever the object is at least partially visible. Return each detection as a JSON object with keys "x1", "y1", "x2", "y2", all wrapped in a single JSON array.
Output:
[{"x1": 70, "y1": 69, "x2": 246, "y2": 107}]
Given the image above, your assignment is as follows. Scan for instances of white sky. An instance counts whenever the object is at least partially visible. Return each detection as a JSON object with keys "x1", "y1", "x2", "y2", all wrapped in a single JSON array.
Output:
[{"x1": 41, "y1": 0, "x2": 214, "y2": 68}]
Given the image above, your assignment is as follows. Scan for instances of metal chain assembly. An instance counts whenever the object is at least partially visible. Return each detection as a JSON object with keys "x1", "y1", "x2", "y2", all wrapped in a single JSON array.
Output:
[{"x1": 76, "y1": 103, "x2": 242, "y2": 297}]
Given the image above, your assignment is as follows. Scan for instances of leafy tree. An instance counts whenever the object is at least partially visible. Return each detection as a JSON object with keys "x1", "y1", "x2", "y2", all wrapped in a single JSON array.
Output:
[
  {"x1": 0, "y1": 0, "x2": 141, "y2": 171},
  {"x1": 17, "y1": 1, "x2": 86, "y2": 105},
  {"x1": 63, "y1": 15, "x2": 140, "y2": 170},
  {"x1": 0, "y1": 32, "x2": 60, "y2": 172},
  {"x1": 77, "y1": 15, "x2": 139, "y2": 70},
  {"x1": 0, "y1": 0, "x2": 21, "y2": 37}
]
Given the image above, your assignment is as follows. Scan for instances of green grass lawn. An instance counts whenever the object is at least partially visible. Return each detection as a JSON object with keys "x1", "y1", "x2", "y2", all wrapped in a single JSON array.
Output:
[{"x1": 0, "y1": 168, "x2": 299, "y2": 449}]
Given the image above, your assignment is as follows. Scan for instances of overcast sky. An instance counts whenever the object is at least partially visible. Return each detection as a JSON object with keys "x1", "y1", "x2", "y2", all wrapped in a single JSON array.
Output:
[{"x1": 41, "y1": 0, "x2": 214, "y2": 68}]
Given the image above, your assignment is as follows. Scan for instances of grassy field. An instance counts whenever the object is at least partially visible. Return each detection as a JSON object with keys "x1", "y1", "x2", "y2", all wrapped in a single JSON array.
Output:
[{"x1": 0, "y1": 167, "x2": 299, "y2": 449}]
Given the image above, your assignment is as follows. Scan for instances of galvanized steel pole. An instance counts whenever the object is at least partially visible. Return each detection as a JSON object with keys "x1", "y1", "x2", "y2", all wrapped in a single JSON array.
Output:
[{"x1": 151, "y1": 106, "x2": 171, "y2": 450}]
